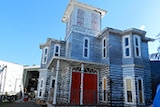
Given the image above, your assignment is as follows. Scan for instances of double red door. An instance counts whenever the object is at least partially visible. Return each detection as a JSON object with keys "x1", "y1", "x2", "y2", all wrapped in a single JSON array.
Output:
[{"x1": 70, "y1": 72, "x2": 97, "y2": 105}]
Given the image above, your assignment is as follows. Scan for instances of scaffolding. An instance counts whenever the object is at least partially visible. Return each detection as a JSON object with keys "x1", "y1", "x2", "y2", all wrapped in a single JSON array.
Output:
[{"x1": 150, "y1": 33, "x2": 160, "y2": 60}]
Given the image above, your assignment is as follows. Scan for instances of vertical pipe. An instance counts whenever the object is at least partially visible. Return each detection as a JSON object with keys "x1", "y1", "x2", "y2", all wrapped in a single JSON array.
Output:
[
  {"x1": 80, "y1": 63, "x2": 84, "y2": 105},
  {"x1": 53, "y1": 60, "x2": 60, "y2": 104},
  {"x1": 68, "y1": 67, "x2": 72, "y2": 103}
]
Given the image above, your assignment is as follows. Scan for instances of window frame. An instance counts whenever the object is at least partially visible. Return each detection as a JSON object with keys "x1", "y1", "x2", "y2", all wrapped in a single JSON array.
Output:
[
  {"x1": 102, "y1": 37, "x2": 107, "y2": 59},
  {"x1": 124, "y1": 77, "x2": 134, "y2": 104},
  {"x1": 42, "y1": 47, "x2": 48, "y2": 64},
  {"x1": 123, "y1": 35, "x2": 131, "y2": 58},
  {"x1": 137, "y1": 77, "x2": 144, "y2": 104},
  {"x1": 134, "y1": 35, "x2": 141, "y2": 57},
  {"x1": 83, "y1": 37, "x2": 90, "y2": 58},
  {"x1": 54, "y1": 44, "x2": 60, "y2": 56},
  {"x1": 102, "y1": 76, "x2": 107, "y2": 102}
]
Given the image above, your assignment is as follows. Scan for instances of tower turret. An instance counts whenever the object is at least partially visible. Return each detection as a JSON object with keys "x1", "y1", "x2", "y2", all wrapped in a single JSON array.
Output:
[{"x1": 62, "y1": 0, "x2": 107, "y2": 40}]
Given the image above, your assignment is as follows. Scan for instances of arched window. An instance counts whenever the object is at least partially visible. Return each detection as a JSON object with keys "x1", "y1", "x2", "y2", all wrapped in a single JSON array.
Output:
[
  {"x1": 42, "y1": 47, "x2": 48, "y2": 64},
  {"x1": 134, "y1": 35, "x2": 141, "y2": 57},
  {"x1": 124, "y1": 77, "x2": 133, "y2": 103},
  {"x1": 83, "y1": 37, "x2": 90, "y2": 58},
  {"x1": 102, "y1": 37, "x2": 106, "y2": 58},
  {"x1": 137, "y1": 77, "x2": 144, "y2": 104},
  {"x1": 54, "y1": 44, "x2": 60, "y2": 56},
  {"x1": 123, "y1": 35, "x2": 131, "y2": 58}
]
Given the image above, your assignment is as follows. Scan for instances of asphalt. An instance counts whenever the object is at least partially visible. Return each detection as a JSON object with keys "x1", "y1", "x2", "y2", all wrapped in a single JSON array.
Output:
[{"x1": 0, "y1": 101, "x2": 44, "y2": 107}]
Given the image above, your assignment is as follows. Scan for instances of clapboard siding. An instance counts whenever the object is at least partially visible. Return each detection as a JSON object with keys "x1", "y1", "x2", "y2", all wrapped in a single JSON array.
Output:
[
  {"x1": 56, "y1": 67, "x2": 72, "y2": 103},
  {"x1": 69, "y1": 32, "x2": 102, "y2": 63},
  {"x1": 110, "y1": 64, "x2": 123, "y2": 105},
  {"x1": 109, "y1": 33, "x2": 122, "y2": 65}
]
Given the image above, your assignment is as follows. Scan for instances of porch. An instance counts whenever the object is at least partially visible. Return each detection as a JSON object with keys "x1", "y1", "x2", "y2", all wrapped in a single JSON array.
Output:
[{"x1": 47, "y1": 56, "x2": 108, "y2": 105}]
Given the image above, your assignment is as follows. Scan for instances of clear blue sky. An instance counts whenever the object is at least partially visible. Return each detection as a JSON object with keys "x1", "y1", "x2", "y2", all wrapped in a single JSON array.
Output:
[{"x1": 0, "y1": 0, "x2": 160, "y2": 66}]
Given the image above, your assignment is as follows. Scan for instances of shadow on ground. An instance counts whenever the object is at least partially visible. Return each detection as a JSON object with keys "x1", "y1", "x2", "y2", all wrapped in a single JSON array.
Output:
[{"x1": 0, "y1": 101, "x2": 43, "y2": 107}]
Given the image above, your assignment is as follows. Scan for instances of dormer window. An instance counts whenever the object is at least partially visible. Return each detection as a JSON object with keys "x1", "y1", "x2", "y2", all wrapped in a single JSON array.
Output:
[
  {"x1": 77, "y1": 9, "x2": 84, "y2": 27},
  {"x1": 83, "y1": 37, "x2": 89, "y2": 58},
  {"x1": 42, "y1": 47, "x2": 48, "y2": 64},
  {"x1": 102, "y1": 37, "x2": 106, "y2": 58},
  {"x1": 134, "y1": 35, "x2": 141, "y2": 57},
  {"x1": 54, "y1": 44, "x2": 60, "y2": 56},
  {"x1": 123, "y1": 36, "x2": 131, "y2": 58}
]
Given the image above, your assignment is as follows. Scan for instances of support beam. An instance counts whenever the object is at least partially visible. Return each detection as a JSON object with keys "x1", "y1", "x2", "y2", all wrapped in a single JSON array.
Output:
[
  {"x1": 53, "y1": 60, "x2": 60, "y2": 104},
  {"x1": 80, "y1": 63, "x2": 84, "y2": 105}
]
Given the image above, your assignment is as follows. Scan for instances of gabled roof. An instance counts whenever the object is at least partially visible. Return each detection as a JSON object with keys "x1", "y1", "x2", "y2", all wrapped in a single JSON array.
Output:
[{"x1": 62, "y1": 0, "x2": 107, "y2": 23}]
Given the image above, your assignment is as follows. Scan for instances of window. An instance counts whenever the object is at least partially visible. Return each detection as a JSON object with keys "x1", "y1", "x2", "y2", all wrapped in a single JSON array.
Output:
[
  {"x1": 39, "y1": 89, "x2": 42, "y2": 97},
  {"x1": 42, "y1": 47, "x2": 48, "y2": 64},
  {"x1": 134, "y1": 35, "x2": 141, "y2": 57},
  {"x1": 102, "y1": 77, "x2": 107, "y2": 101},
  {"x1": 40, "y1": 80, "x2": 43, "y2": 87},
  {"x1": 91, "y1": 13, "x2": 98, "y2": 30},
  {"x1": 77, "y1": 9, "x2": 84, "y2": 27},
  {"x1": 137, "y1": 78, "x2": 144, "y2": 104},
  {"x1": 83, "y1": 37, "x2": 89, "y2": 58},
  {"x1": 102, "y1": 38, "x2": 106, "y2": 58},
  {"x1": 54, "y1": 44, "x2": 60, "y2": 56},
  {"x1": 124, "y1": 77, "x2": 133, "y2": 103},
  {"x1": 123, "y1": 36, "x2": 131, "y2": 57}
]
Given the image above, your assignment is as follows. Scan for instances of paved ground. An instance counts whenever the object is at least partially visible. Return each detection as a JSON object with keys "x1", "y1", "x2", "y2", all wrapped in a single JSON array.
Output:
[{"x1": 0, "y1": 101, "x2": 45, "y2": 107}]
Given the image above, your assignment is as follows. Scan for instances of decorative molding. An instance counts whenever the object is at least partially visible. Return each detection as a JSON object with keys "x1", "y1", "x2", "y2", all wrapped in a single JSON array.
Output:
[{"x1": 122, "y1": 64, "x2": 144, "y2": 68}]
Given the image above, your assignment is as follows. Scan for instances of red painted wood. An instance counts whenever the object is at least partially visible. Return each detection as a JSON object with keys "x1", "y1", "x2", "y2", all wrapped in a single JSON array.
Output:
[
  {"x1": 83, "y1": 73, "x2": 97, "y2": 105},
  {"x1": 70, "y1": 72, "x2": 81, "y2": 104}
]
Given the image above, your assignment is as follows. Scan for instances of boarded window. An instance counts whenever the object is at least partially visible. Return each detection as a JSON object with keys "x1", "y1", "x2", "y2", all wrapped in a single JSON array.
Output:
[
  {"x1": 137, "y1": 78, "x2": 144, "y2": 103},
  {"x1": 91, "y1": 13, "x2": 98, "y2": 30},
  {"x1": 77, "y1": 9, "x2": 84, "y2": 27},
  {"x1": 125, "y1": 78, "x2": 133, "y2": 103},
  {"x1": 102, "y1": 77, "x2": 107, "y2": 101}
]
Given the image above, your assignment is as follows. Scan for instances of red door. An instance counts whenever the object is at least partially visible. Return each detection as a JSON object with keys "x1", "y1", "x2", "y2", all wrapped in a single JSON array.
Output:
[
  {"x1": 70, "y1": 72, "x2": 81, "y2": 104},
  {"x1": 70, "y1": 72, "x2": 97, "y2": 105},
  {"x1": 83, "y1": 73, "x2": 97, "y2": 105}
]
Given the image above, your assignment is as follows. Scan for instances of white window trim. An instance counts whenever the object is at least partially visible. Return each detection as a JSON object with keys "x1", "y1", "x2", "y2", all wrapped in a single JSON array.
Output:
[
  {"x1": 134, "y1": 35, "x2": 141, "y2": 58},
  {"x1": 42, "y1": 47, "x2": 48, "y2": 64},
  {"x1": 83, "y1": 37, "x2": 90, "y2": 58},
  {"x1": 54, "y1": 44, "x2": 60, "y2": 56},
  {"x1": 136, "y1": 77, "x2": 144, "y2": 104},
  {"x1": 123, "y1": 35, "x2": 131, "y2": 58},
  {"x1": 124, "y1": 76, "x2": 134, "y2": 104},
  {"x1": 38, "y1": 79, "x2": 44, "y2": 97},
  {"x1": 102, "y1": 76, "x2": 107, "y2": 102},
  {"x1": 102, "y1": 37, "x2": 107, "y2": 59}
]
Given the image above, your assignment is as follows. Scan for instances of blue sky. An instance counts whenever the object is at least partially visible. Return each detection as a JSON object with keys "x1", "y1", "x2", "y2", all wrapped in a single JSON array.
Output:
[{"x1": 0, "y1": 0, "x2": 160, "y2": 66}]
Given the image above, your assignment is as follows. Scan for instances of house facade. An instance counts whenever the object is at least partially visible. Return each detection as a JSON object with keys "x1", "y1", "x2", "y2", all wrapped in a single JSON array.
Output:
[{"x1": 37, "y1": 0, "x2": 153, "y2": 106}]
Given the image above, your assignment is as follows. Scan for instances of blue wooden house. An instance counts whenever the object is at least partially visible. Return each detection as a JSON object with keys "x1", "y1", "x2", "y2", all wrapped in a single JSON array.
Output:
[{"x1": 37, "y1": 0, "x2": 153, "y2": 106}]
